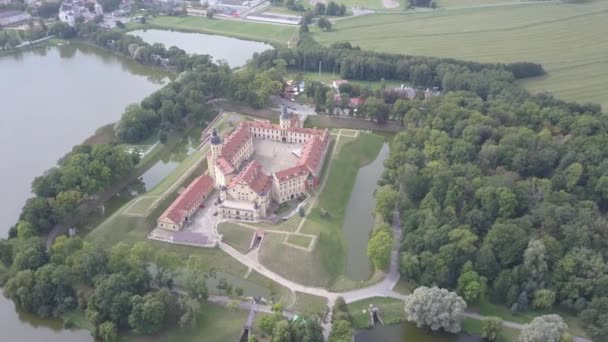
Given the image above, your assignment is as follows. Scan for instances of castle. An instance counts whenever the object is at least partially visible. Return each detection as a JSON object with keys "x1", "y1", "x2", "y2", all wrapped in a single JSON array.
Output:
[
  {"x1": 208, "y1": 107, "x2": 330, "y2": 220},
  {"x1": 156, "y1": 108, "x2": 330, "y2": 231}
]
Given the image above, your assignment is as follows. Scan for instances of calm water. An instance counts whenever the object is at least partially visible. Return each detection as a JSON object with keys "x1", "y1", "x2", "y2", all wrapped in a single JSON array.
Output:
[
  {"x1": 129, "y1": 29, "x2": 272, "y2": 67},
  {"x1": 0, "y1": 43, "x2": 169, "y2": 237},
  {"x1": 139, "y1": 129, "x2": 199, "y2": 190},
  {"x1": 342, "y1": 143, "x2": 390, "y2": 281},
  {"x1": 0, "y1": 43, "x2": 170, "y2": 341},
  {"x1": 355, "y1": 323, "x2": 482, "y2": 342}
]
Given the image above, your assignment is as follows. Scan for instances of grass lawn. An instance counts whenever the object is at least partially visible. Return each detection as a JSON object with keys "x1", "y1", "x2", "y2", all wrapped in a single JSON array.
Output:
[
  {"x1": 217, "y1": 222, "x2": 255, "y2": 252},
  {"x1": 292, "y1": 292, "x2": 328, "y2": 317},
  {"x1": 347, "y1": 297, "x2": 404, "y2": 329},
  {"x1": 300, "y1": 133, "x2": 384, "y2": 281},
  {"x1": 392, "y1": 279, "x2": 415, "y2": 295},
  {"x1": 145, "y1": 16, "x2": 297, "y2": 45},
  {"x1": 249, "y1": 211, "x2": 304, "y2": 232},
  {"x1": 146, "y1": 301, "x2": 251, "y2": 342},
  {"x1": 312, "y1": 1, "x2": 608, "y2": 108},
  {"x1": 62, "y1": 310, "x2": 94, "y2": 331},
  {"x1": 246, "y1": 270, "x2": 293, "y2": 305},
  {"x1": 472, "y1": 297, "x2": 590, "y2": 338},
  {"x1": 461, "y1": 317, "x2": 519, "y2": 342},
  {"x1": 259, "y1": 233, "x2": 332, "y2": 286},
  {"x1": 259, "y1": 133, "x2": 384, "y2": 287},
  {"x1": 293, "y1": 71, "x2": 408, "y2": 90},
  {"x1": 287, "y1": 234, "x2": 313, "y2": 248}
]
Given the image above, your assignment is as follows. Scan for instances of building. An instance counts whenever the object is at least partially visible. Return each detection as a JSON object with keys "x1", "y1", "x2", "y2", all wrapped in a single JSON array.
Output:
[
  {"x1": 332, "y1": 80, "x2": 348, "y2": 93},
  {"x1": 0, "y1": 10, "x2": 31, "y2": 26},
  {"x1": 156, "y1": 174, "x2": 214, "y2": 231},
  {"x1": 58, "y1": 0, "x2": 102, "y2": 27},
  {"x1": 208, "y1": 107, "x2": 330, "y2": 220}
]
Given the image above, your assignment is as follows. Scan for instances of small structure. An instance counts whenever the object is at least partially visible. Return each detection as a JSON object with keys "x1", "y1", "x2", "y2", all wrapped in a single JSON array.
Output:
[
  {"x1": 0, "y1": 9, "x2": 31, "y2": 27},
  {"x1": 369, "y1": 304, "x2": 384, "y2": 326},
  {"x1": 156, "y1": 174, "x2": 214, "y2": 231},
  {"x1": 332, "y1": 79, "x2": 348, "y2": 93}
]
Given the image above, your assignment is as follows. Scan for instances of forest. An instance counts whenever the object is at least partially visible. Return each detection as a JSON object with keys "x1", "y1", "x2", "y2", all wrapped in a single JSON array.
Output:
[{"x1": 379, "y1": 90, "x2": 607, "y2": 340}]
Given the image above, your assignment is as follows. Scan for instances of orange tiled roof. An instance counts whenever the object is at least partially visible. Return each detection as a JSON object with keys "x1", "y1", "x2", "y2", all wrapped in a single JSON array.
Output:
[
  {"x1": 229, "y1": 160, "x2": 272, "y2": 196},
  {"x1": 297, "y1": 135, "x2": 328, "y2": 176},
  {"x1": 274, "y1": 165, "x2": 309, "y2": 182},
  {"x1": 158, "y1": 174, "x2": 214, "y2": 224},
  {"x1": 216, "y1": 156, "x2": 235, "y2": 175},
  {"x1": 221, "y1": 125, "x2": 251, "y2": 161}
]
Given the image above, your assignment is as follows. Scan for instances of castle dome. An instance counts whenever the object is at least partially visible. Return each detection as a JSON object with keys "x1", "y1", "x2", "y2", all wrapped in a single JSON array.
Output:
[
  {"x1": 210, "y1": 129, "x2": 221, "y2": 145},
  {"x1": 280, "y1": 105, "x2": 290, "y2": 120}
]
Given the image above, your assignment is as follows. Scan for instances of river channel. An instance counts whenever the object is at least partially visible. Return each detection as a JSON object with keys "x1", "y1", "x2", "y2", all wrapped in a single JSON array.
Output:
[
  {"x1": 129, "y1": 29, "x2": 272, "y2": 67},
  {"x1": 342, "y1": 143, "x2": 390, "y2": 281}
]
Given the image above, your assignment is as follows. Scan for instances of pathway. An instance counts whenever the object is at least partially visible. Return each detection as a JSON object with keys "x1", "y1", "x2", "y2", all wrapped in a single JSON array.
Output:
[{"x1": 217, "y1": 202, "x2": 593, "y2": 342}]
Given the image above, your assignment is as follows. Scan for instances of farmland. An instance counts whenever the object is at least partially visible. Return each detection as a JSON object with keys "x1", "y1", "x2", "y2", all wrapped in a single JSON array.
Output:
[
  {"x1": 145, "y1": 16, "x2": 297, "y2": 45},
  {"x1": 312, "y1": 1, "x2": 608, "y2": 108}
]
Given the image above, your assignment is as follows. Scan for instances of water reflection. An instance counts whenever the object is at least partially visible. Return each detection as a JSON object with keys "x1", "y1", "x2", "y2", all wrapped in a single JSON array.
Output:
[
  {"x1": 129, "y1": 29, "x2": 273, "y2": 67},
  {"x1": 355, "y1": 323, "x2": 481, "y2": 342},
  {"x1": 342, "y1": 143, "x2": 390, "y2": 281}
]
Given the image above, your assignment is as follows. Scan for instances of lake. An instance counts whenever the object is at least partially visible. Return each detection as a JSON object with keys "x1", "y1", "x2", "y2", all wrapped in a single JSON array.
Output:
[
  {"x1": 0, "y1": 43, "x2": 170, "y2": 341},
  {"x1": 355, "y1": 323, "x2": 482, "y2": 342},
  {"x1": 129, "y1": 29, "x2": 272, "y2": 67},
  {"x1": 342, "y1": 143, "x2": 390, "y2": 281}
]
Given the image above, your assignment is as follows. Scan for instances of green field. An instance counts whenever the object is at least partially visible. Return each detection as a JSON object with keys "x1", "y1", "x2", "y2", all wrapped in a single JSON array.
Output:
[
  {"x1": 287, "y1": 234, "x2": 313, "y2": 248},
  {"x1": 312, "y1": 1, "x2": 608, "y2": 108},
  {"x1": 259, "y1": 132, "x2": 384, "y2": 286},
  {"x1": 145, "y1": 301, "x2": 255, "y2": 342},
  {"x1": 292, "y1": 292, "x2": 328, "y2": 316},
  {"x1": 218, "y1": 222, "x2": 255, "y2": 252},
  {"x1": 437, "y1": 0, "x2": 514, "y2": 7},
  {"x1": 461, "y1": 317, "x2": 520, "y2": 342},
  {"x1": 145, "y1": 16, "x2": 297, "y2": 45},
  {"x1": 347, "y1": 297, "x2": 405, "y2": 329}
]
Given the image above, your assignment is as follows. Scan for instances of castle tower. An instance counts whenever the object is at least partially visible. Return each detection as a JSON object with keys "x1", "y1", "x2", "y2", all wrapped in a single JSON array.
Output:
[
  {"x1": 207, "y1": 129, "x2": 222, "y2": 180},
  {"x1": 279, "y1": 105, "x2": 291, "y2": 130}
]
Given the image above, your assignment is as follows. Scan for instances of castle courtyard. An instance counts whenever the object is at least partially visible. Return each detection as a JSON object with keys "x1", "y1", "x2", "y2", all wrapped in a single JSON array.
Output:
[{"x1": 251, "y1": 138, "x2": 301, "y2": 174}]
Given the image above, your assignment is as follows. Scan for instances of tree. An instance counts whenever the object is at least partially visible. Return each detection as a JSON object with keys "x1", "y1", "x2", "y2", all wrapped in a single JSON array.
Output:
[
  {"x1": 375, "y1": 185, "x2": 398, "y2": 221},
  {"x1": 532, "y1": 289, "x2": 556, "y2": 310},
  {"x1": 206, "y1": 8, "x2": 215, "y2": 19},
  {"x1": 129, "y1": 290, "x2": 177, "y2": 335},
  {"x1": 330, "y1": 319, "x2": 353, "y2": 342},
  {"x1": 519, "y1": 314, "x2": 568, "y2": 342},
  {"x1": 217, "y1": 278, "x2": 228, "y2": 296},
  {"x1": 325, "y1": 90, "x2": 335, "y2": 114},
  {"x1": 457, "y1": 261, "x2": 487, "y2": 303},
  {"x1": 317, "y1": 17, "x2": 332, "y2": 31},
  {"x1": 260, "y1": 312, "x2": 283, "y2": 334},
  {"x1": 482, "y1": 317, "x2": 503, "y2": 342},
  {"x1": 99, "y1": 321, "x2": 118, "y2": 342},
  {"x1": 235, "y1": 287, "x2": 244, "y2": 296},
  {"x1": 367, "y1": 229, "x2": 393, "y2": 270},
  {"x1": 403, "y1": 286, "x2": 466, "y2": 333},
  {"x1": 179, "y1": 295, "x2": 202, "y2": 328},
  {"x1": 271, "y1": 320, "x2": 292, "y2": 342}
]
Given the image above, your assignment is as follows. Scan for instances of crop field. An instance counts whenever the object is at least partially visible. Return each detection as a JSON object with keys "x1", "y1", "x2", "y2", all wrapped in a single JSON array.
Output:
[
  {"x1": 312, "y1": 1, "x2": 608, "y2": 108},
  {"x1": 437, "y1": 0, "x2": 515, "y2": 7},
  {"x1": 147, "y1": 16, "x2": 297, "y2": 44}
]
